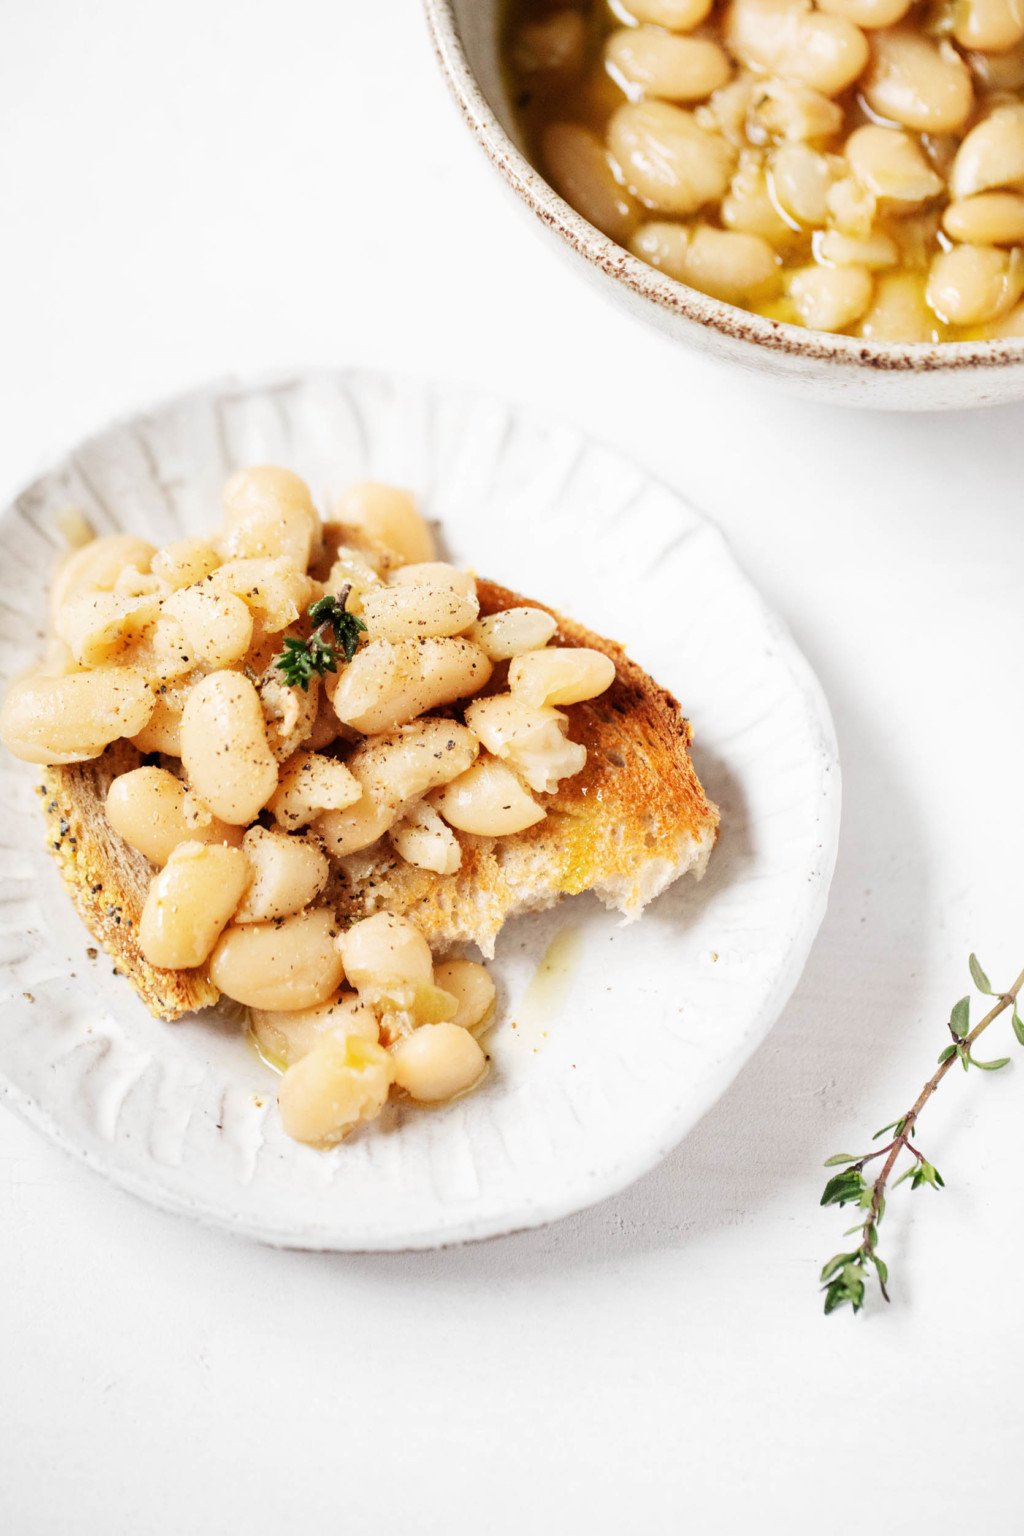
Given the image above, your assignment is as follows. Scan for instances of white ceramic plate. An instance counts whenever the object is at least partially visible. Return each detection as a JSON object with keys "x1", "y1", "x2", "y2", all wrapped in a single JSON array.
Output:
[{"x1": 0, "y1": 371, "x2": 840, "y2": 1249}]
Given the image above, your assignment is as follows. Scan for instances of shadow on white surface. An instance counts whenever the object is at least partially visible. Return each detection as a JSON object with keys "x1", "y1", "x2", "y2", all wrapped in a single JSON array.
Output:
[{"x1": 283, "y1": 662, "x2": 930, "y2": 1283}]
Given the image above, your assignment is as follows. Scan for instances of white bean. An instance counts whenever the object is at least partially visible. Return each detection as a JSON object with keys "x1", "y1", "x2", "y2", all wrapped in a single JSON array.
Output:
[
  {"x1": 925, "y1": 243, "x2": 1024, "y2": 324},
  {"x1": 813, "y1": 229, "x2": 899, "y2": 268},
  {"x1": 542, "y1": 123, "x2": 639, "y2": 242},
  {"x1": 348, "y1": 719, "x2": 479, "y2": 812},
  {"x1": 431, "y1": 757, "x2": 545, "y2": 837},
  {"x1": 180, "y1": 671, "x2": 279, "y2": 825},
  {"x1": 331, "y1": 637, "x2": 492, "y2": 734},
  {"x1": 358, "y1": 582, "x2": 479, "y2": 643},
  {"x1": 56, "y1": 591, "x2": 163, "y2": 669},
  {"x1": 389, "y1": 801, "x2": 462, "y2": 875},
  {"x1": 826, "y1": 174, "x2": 879, "y2": 238},
  {"x1": 725, "y1": 0, "x2": 869, "y2": 97},
  {"x1": 210, "y1": 557, "x2": 314, "y2": 633},
  {"x1": 789, "y1": 263, "x2": 874, "y2": 330},
  {"x1": 700, "y1": 74, "x2": 759, "y2": 147},
  {"x1": 512, "y1": 10, "x2": 585, "y2": 74},
  {"x1": 845, "y1": 125, "x2": 944, "y2": 204},
  {"x1": 139, "y1": 841, "x2": 250, "y2": 969},
  {"x1": 210, "y1": 908, "x2": 345, "y2": 1010},
  {"x1": 953, "y1": 0, "x2": 1024, "y2": 53},
  {"x1": 816, "y1": 0, "x2": 911, "y2": 24},
  {"x1": 769, "y1": 143, "x2": 839, "y2": 228},
  {"x1": 721, "y1": 153, "x2": 796, "y2": 244},
  {"x1": 222, "y1": 465, "x2": 320, "y2": 571},
  {"x1": 338, "y1": 913, "x2": 433, "y2": 997},
  {"x1": 113, "y1": 564, "x2": 162, "y2": 599},
  {"x1": 161, "y1": 586, "x2": 253, "y2": 668},
  {"x1": 323, "y1": 547, "x2": 386, "y2": 606},
  {"x1": 0, "y1": 668, "x2": 153, "y2": 765},
  {"x1": 745, "y1": 80, "x2": 844, "y2": 143},
  {"x1": 268, "y1": 751, "x2": 361, "y2": 830},
  {"x1": 943, "y1": 191, "x2": 1024, "y2": 244},
  {"x1": 978, "y1": 298, "x2": 1024, "y2": 335},
  {"x1": 222, "y1": 503, "x2": 317, "y2": 570},
  {"x1": 608, "y1": 101, "x2": 736, "y2": 215},
  {"x1": 389, "y1": 563, "x2": 477, "y2": 599},
  {"x1": 251, "y1": 991, "x2": 380, "y2": 1071},
  {"x1": 130, "y1": 676, "x2": 191, "y2": 755},
  {"x1": 862, "y1": 31, "x2": 974, "y2": 134},
  {"x1": 508, "y1": 647, "x2": 616, "y2": 707},
  {"x1": 950, "y1": 105, "x2": 1024, "y2": 199},
  {"x1": 50, "y1": 535, "x2": 155, "y2": 625},
  {"x1": 967, "y1": 39, "x2": 1024, "y2": 91},
  {"x1": 622, "y1": 0, "x2": 713, "y2": 28},
  {"x1": 464, "y1": 694, "x2": 587, "y2": 794},
  {"x1": 391, "y1": 1023, "x2": 487, "y2": 1103},
  {"x1": 106, "y1": 767, "x2": 241, "y2": 865},
  {"x1": 606, "y1": 28, "x2": 731, "y2": 102},
  {"x1": 335, "y1": 483, "x2": 436, "y2": 565},
  {"x1": 858, "y1": 271, "x2": 939, "y2": 340},
  {"x1": 234, "y1": 826, "x2": 329, "y2": 922},
  {"x1": 315, "y1": 793, "x2": 398, "y2": 859},
  {"x1": 468, "y1": 607, "x2": 557, "y2": 660},
  {"x1": 223, "y1": 465, "x2": 316, "y2": 526},
  {"x1": 631, "y1": 222, "x2": 780, "y2": 301},
  {"x1": 433, "y1": 960, "x2": 497, "y2": 1034},
  {"x1": 278, "y1": 1035, "x2": 393, "y2": 1145},
  {"x1": 150, "y1": 539, "x2": 221, "y2": 589}
]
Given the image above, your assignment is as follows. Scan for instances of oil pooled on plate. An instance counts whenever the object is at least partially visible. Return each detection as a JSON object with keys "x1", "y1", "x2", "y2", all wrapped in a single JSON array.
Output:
[{"x1": 510, "y1": 926, "x2": 583, "y2": 1050}]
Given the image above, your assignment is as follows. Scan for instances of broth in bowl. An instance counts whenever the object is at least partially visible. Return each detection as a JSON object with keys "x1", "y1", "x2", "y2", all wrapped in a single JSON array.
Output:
[{"x1": 503, "y1": 0, "x2": 1024, "y2": 342}]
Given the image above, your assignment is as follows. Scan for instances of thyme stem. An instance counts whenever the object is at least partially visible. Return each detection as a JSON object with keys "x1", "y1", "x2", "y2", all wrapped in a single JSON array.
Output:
[{"x1": 820, "y1": 960, "x2": 1024, "y2": 1314}]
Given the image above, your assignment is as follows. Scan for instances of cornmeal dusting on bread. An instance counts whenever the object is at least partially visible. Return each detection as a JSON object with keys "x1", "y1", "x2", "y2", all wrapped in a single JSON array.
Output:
[{"x1": 2, "y1": 468, "x2": 718, "y2": 1147}]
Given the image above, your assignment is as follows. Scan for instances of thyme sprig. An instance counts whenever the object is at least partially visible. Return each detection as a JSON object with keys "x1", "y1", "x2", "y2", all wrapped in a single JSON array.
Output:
[
  {"x1": 273, "y1": 587, "x2": 367, "y2": 691},
  {"x1": 820, "y1": 954, "x2": 1024, "y2": 1316}
]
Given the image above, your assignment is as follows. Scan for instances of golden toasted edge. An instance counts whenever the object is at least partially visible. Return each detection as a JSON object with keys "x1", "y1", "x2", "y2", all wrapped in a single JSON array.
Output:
[
  {"x1": 476, "y1": 577, "x2": 717, "y2": 832},
  {"x1": 334, "y1": 579, "x2": 720, "y2": 949},
  {"x1": 40, "y1": 741, "x2": 219, "y2": 1021},
  {"x1": 471, "y1": 578, "x2": 720, "y2": 870}
]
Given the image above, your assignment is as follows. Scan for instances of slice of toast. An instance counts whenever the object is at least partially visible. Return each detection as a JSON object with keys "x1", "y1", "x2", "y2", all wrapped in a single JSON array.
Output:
[{"x1": 38, "y1": 579, "x2": 719, "y2": 1019}]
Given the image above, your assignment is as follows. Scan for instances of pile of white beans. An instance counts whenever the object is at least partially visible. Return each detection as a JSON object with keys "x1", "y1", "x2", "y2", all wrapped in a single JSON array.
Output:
[
  {"x1": 507, "y1": 0, "x2": 1024, "y2": 340},
  {"x1": 0, "y1": 468, "x2": 616, "y2": 1145}
]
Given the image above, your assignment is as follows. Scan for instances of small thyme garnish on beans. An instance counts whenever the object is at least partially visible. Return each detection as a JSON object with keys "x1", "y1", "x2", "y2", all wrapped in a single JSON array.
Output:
[
  {"x1": 273, "y1": 587, "x2": 367, "y2": 691},
  {"x1": 819, "y1": 953, "x2": 1024, "y2": 1316}
]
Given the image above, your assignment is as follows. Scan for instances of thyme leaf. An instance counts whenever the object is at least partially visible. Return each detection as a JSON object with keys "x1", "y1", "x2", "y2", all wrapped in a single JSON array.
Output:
[
  {"x1": 819, "y1": 953, "x2": 1024, "y2": 1316},
  {"x1": 273, "y1": 587, "x2": 367, "y2": 690}
]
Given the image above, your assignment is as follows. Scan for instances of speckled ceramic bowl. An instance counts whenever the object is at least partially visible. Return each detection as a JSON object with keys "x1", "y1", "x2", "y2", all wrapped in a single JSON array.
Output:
[{"x1": 424, "y1": 0, "x2": 1024, "y2": 411}]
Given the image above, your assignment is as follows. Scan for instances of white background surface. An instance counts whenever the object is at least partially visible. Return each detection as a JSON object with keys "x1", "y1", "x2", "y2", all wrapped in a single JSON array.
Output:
[{"x1": 1, "y1": 3, "x2": 1022, "y2": 1532}]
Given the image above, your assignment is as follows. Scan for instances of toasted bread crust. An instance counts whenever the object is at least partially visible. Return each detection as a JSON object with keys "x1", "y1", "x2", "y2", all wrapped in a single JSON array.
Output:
[
  {"x1": 332, "y1": 580, "x2": 719, "y2": 952},
  {"x1": 38, "y1": 579, "x2": 718, "y2": 1015},
  {"x1": 40, "y1": 741, "x2": 220, "y2": 1020}
]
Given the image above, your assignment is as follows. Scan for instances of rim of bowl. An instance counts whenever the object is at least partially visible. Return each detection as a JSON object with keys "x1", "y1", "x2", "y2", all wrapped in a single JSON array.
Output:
[{"x1": 424, "y1": 0, "x2": 1024, "y2": 376}]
